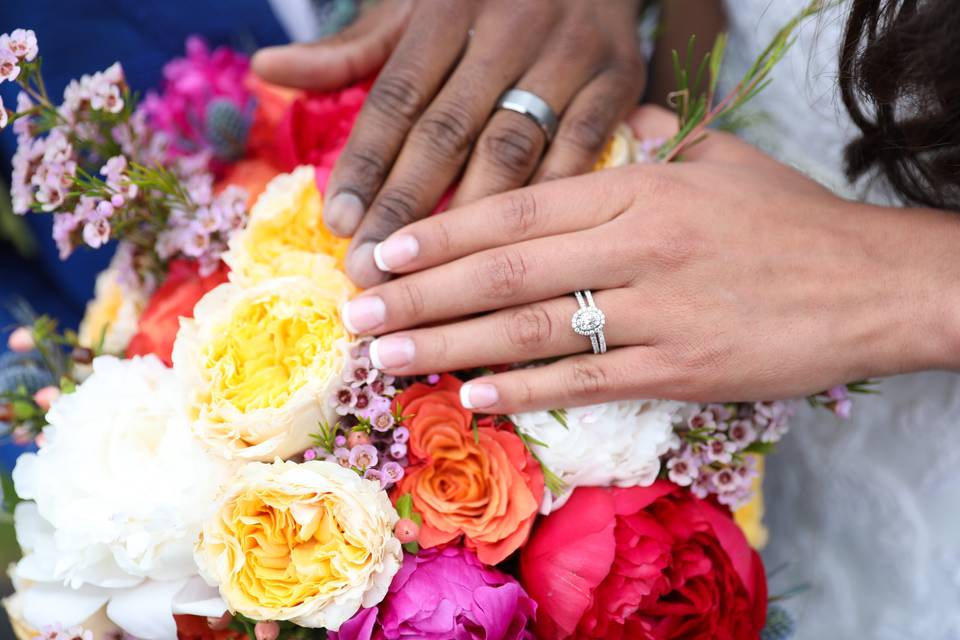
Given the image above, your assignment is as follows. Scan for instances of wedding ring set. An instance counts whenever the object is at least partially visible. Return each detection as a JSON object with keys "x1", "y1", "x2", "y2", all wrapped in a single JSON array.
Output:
[{"x1": 572, "y1": 290, "x2": 607, "y2": 355}]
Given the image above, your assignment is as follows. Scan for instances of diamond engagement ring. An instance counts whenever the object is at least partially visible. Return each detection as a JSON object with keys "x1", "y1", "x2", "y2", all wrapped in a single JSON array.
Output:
[
  {"x1": 496, "y1": 88, "x2": 559, "y2": 142},
  {"x1": 572, "y1": 290, "x2": 607, "y2": 354}
]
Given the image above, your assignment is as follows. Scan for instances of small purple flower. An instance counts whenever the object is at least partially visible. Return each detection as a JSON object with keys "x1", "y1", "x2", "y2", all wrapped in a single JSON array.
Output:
[
  {"x1": 712, "y1": 468, "x2": 741, "y2": 494},
  {"x1": 344, "y1": 356, "x2": 379, "y2": 387},
  {"x1": 303, "y1": 448, "x2": 317, "y2": 461},
  {"x1": 705, "y1": 437, "x2": 735, "y2": 464},
  {"x1": 380, "y1": 461, "x2": 404, "y2": 486},
  {"x1": 331, "y1": 386, "x2": 358, "y2": 416},
  {"x1": 363, "y1": 468, "x2": 383, "y2": 485},
  {"x1": 371, "y1": 410, "x2": 395, "y2": 432},
  {"x1": 426, "y1": 373, "x2": 441, "y2": 385},
  {"x1": 349, "y1": 444, "x2": 378, "y2": 470},
  {"x1": 389, "y1": 442, "x2": 407, "y2": 460},
  {"x1": 392, "y1": 426, "x2": 409, "y2": 445},
  {"x1": 334, "y1": 447, "x2": 351, "y2": 467},
  {"x1": 827, "y1": 385, "x2": 850, "y2": 402},
  {"x1": 356, "y1": 393, "x2": 390, "y2": 421},
  {"x1": 833, "y1": 398, "x2": 853, "y2": 419},
  {"x1": 666, "y1": 455, "x2": 698, "y2": 487},
  {"x1": 727, "y1": 419, "x2": 756, "y2": 449},
  {"x1": 687, "y1": 410, "x2": 717, "y2": 431},
  {"x1": 334, "y1": 434, "x2": 348, "y2": 448}
]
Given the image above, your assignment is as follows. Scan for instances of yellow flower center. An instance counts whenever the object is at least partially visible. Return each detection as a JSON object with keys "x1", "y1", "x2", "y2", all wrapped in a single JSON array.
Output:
[
  {"x1": 245, "y1": 177, "x2": 348, "y2": 270},
  {"x1": 229, "y1": 490, "x2": 371, "y2": 608},
  {"x1": 201, "y1": 290, "x2": 346, "y2": 414}
]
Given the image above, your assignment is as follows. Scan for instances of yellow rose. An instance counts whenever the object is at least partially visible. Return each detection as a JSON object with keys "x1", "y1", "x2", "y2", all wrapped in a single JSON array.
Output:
[
  {"x1": 224, "y1": 165, "x2": 351, "y2": 284},
  {"x1": 593, "y1": 123, "x2": 638, "y2": 171},
  {"x1": 173, "y1": 274, "x2": 353, "y2": 460},
  {"x1": 78, "y1": 251, "x2": 147, "y2": 354},
  {"x1": 195, "y1": 460, "x2": 401, "y2": 629},
  {"x1": 734, "y1": 456, "x2": 769, "y2": 549}
]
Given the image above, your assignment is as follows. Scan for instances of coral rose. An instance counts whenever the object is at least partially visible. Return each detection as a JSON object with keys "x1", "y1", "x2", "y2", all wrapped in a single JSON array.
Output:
[
  {"x1": 223, "y1": 165, "x2": 350, "y2": 283},
  {"x1": 173, "y1": 274, "x2": 352, "y2": 460},
  {"x1": 393, "y1": 375, "x2": 544, "y2": 565},
  {"x1": 520, "y1": 483, "x2": 767, "y2": 640},
  {"x1": 126, "y1": 259, "x2": 229, "y2": 366},
  {"x1": 195, "y1": 460, "x2": 402, "y2": 630}
]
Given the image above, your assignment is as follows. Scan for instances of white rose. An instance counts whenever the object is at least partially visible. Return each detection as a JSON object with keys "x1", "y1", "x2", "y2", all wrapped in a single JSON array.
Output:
[
  {"x1": 195, "y1": 460, "x2": 402, "y2": 630},
  {"x1": 11, "y1": 355, "x2": 235, "y2": 639},
  {"x1": 512, "y1": 399, "x2": 685, "y2": 513},
  {"x1": 173, "y1": 276, "x2": 351, "y2": 461}
]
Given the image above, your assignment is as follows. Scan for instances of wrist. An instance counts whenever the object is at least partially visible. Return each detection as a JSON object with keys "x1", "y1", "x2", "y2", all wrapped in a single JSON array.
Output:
[{"x1": 878, "y1": 204, "x2": 960, "y2": 373}]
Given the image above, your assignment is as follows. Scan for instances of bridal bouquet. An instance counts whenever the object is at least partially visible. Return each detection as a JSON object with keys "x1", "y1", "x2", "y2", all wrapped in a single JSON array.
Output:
[{"x1": 0, "y1": 6, "x2": 859, "y2": 639}]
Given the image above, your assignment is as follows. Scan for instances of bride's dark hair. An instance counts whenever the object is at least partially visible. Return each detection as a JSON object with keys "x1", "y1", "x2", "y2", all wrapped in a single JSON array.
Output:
[{"x1": 840, "y1": 0, "x2": 960, "y2": 210}]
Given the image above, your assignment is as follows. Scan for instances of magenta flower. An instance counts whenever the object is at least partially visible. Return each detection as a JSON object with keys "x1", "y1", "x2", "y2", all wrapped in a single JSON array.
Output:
[{"x1": 331, "y1": 547, "x2": 536, "y2": 640}]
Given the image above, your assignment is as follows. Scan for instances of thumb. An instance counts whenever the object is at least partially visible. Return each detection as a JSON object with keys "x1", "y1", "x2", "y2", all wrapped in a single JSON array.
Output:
[{"x1": 252, "y1": 0, "x2": 411, "y2": 91}]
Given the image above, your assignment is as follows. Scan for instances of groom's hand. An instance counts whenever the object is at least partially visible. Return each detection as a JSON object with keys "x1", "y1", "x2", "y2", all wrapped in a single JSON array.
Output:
[{"x1": 253, "y1": 0, "x2": 646, "y2": 287}]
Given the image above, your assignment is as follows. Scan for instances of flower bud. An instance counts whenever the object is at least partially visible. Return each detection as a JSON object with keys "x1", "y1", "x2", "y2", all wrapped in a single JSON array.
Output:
[
  {"x1": 71, "y1": 346, "x2": 94, "y2": 365},
  {"x1": 7, "y1": 327, "x2": 34, "y2": 352},
  {"x1": 347, "y1": 430, "x2": 371, "y2": 448},
  {"x1": 0, "y1": 403, "x2": 13, "y2": 422},
  {"x1": 395, "y1": 517, "x2": 420, "y2": 544},
  {"x1": 206, "y1": 612, "x2": 232, "y2": 630},
  {"x1": 254, "y1": 621, "x2": 280, "y2": 640},
  {"x1": 33, "y1": 386, "x2": 60, "y2": 411}
]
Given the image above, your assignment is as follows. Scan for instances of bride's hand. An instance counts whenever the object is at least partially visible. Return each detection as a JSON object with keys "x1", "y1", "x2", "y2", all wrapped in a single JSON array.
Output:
[
  {"x1": 339, "y1": 106, "x2": 960, "y2": 413},
  {"x1": 253, "y1": 0, "x2": 645, "y2": 287}
]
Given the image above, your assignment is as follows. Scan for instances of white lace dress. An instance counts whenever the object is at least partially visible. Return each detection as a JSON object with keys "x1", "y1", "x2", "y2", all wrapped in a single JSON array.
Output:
[{"x1": 719, "y1": 2, "x2": 960, "y2": 638}]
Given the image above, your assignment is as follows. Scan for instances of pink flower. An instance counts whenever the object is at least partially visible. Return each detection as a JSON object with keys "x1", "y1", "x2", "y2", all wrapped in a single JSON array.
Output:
[
  {"x1": 0, "y1": 49, "x2": 20, "y2": 82},
  {"x1": 2, "y1": 29, "x2": 38, "y2": 62},
  {"x1": 7, "y1": 326, "x2": 34, "y2": 352},
  {"x1": 82, "y1": 218, "x2": 111, "y2": 248},
  {"x1": 520, "y1": 484, "x2": 767, "y2": 639},
  {"x1": 332, "y1": 547, "x2": 535, "y2": 640}
]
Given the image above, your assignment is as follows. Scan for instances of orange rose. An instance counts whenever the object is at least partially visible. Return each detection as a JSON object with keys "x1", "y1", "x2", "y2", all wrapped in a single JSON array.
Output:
[{"x1": 394, "y1": 375, "x2": 544, "y2": 564}]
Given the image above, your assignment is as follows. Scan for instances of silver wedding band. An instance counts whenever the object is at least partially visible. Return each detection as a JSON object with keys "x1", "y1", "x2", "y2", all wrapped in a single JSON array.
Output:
[
  {"x1": 496, "y1": 88, "x2": 559, "y2": 142},
  {"x1": 572, "y1": 290, "x2": 607, "y2": 354}
]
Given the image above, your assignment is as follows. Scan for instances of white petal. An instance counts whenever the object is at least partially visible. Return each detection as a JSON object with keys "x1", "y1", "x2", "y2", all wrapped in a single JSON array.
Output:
[
  {"x1": 171, "y1": 576, "x2": 228, "y2": 617},
  {"x1": 106, "y1": 579, "x2": 186, "y2": 640},
  {"x1": 11, "y1": 454, "x2": 39, "y2": 501},
  {"x1": 21, "y1": 584, "x2": 110, "y2": 628},
  {"x1": 13, "y1": 502, "x2": 52, "y2": 554}
]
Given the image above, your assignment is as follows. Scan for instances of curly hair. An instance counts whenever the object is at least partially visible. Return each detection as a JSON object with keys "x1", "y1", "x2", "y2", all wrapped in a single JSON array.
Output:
[{"x1": 839, "y1": 0, "x2": 960, "y2": 210}]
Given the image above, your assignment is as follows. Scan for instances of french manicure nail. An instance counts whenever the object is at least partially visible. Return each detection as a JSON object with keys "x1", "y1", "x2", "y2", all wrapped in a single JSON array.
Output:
[
  {"x1": 369, "y1": 336, "x2": 415, "y2": 369},
  {"x1": 340, "y1": 296, "x2": 386, "y2": 334},
  {"x1": 459, "y1": 383, "x2": 499, "y2": 410},
  {"x1": 374, "y1": 235, "x2": 420, "y2": 272},
  {"x1": 325, "y1": 192, "x2": 365, "y2": 236}
]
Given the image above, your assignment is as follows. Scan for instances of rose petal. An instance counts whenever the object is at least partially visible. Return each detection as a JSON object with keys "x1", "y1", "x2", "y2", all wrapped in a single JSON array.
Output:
[
  {"x1": 106, "y1": 578, "x2": 187, "y2": 640},
  {"x1": 21, "y1": 584, "x2": 111, "y2": 628}
]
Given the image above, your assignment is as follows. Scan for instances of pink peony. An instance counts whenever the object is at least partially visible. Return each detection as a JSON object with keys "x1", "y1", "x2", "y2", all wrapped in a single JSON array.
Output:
[
  {"x1": 520, "y1": 483, "x2": 767, "y2": 640},
  {"x1": 331, "y1": 547, "x2": 535, "y2": 640}
]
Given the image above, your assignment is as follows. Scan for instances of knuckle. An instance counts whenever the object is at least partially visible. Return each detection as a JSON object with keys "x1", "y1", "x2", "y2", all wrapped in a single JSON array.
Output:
[
  {"x1": 566, "y1": 359, "x2": 610, "y2": 397},
  {"x1": 560, "y1": 108, "x2": 610, "y2": 155},
  {"x1": 370, "y1": 185, "x2": 421, "y2": 231},
  {"x1": 500, "y1": 190, "x2": 539, "y2": 236},
  {"x1": 504, "y1": 304, "x2": 553, "y2": 353},
  {"x1": 341, "y1": 148, "x2": 390, "y2": 193},
  {"x1": 368, "y1": 71, "x2": 425, "y2": 122},
  {"x1": 416, "y1": 103, "x2": 474, "y2": 157},
  {"x1": 474, "y1": 250, "x2": 529, "y2": 300},
  {"x1": 481, "y1": 120, "x2": 543, "y2": 176},
  {"x1": 396, "y1": 279, "x2": 426, "y2": 318}
]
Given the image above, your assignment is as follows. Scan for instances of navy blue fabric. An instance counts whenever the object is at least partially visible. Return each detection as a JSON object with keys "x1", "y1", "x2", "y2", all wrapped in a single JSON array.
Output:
[{"x1": 0, "y1": 1, "x2": 290, "y2": 468}]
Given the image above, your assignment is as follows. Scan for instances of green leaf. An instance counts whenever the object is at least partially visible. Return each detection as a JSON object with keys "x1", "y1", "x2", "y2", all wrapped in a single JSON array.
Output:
[
  {"x1": 403, "y1": 541, "x2": 420, "y2": 554},
  {"x1": 472, "y1": 416, "x2": 480, "y2": 443},
  {"x1": 742, "y1": 441, "x2": 777, "y2": 455},
  {"x1": 395, "y1": 493, "x2": 413, "y2": 519},
  {"x1": 548, "y1": 408, "x2": 569, "y2": 429}
]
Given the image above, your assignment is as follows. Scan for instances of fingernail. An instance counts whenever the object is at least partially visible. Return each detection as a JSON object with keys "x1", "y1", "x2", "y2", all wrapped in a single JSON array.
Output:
[
  {"x1": 346, "y1": 242, "x2": 389, "y2": 288},
  {"x1": 369, "y1": 336, "x2": 415, "y2": 369},
  {"x1": 340, "y1": 296, "x2": 386, "y2": 334},
  {"x1": 324, "y1": 192, "x2": 365, "y2": 236},
  {"x1": 374, "y1": 235, "x2": 419, "y2": 272},
  {"x1": 459, "y1": 383, "x2": 499, "y2": 410}
]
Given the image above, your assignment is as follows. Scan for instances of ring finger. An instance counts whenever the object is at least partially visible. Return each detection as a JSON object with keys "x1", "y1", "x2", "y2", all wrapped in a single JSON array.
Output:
[
  {"x1": 451, "y1": 25, "x2": 607, "y2": 206},
  {"x1": 367, "y1": 289, "x2": 650, "y2": 375}
]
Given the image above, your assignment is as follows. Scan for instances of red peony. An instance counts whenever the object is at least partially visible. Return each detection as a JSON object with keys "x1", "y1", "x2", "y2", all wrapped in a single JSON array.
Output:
[
  {"x1": 126, "y1": 259, "x2": 229, "y2": 365},
  {"x1": 520, "y1": 483, "x2": 767, "y2": 640},
  {"x1": 174, "y1": 615, "x2": 244, "y2": 640},
  {"x1": 272, "y1": 78, "x2": 372, "y2": 190}
]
